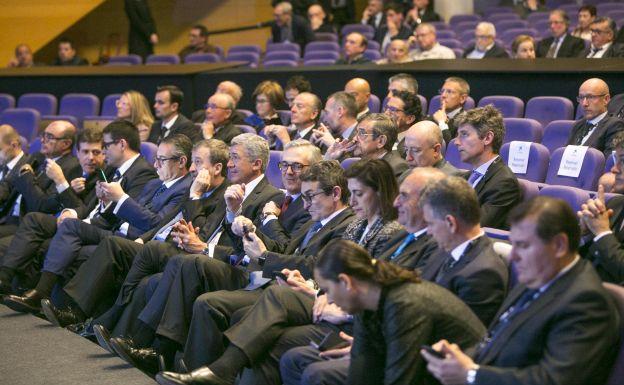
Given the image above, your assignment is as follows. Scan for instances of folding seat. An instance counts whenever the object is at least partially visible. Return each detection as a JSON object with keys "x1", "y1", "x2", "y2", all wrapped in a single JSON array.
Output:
[
  {"x1": 525, "y1": 96, "x2": 574, "y2": 127},
  {"x1": 55, "y1": 93, "x2": 100, "y2": 126},
  {"x1": 452, "y1": 48, "x2": 464, "y2": 58},
  {"x1": 184, "y1": 53, "x2": 220, "y2": 64},
  {"x1": 101, "y1": 94, "x2": 122, "y2": 116},
  {"x1": 368, "y1": 95, "x2": 381, "y2": 113},
  {"x1": 266, "y1": 42, "x2": 300, "y2": 55},
  {"x1": 541, "y1": 120, "x2": 575, "y2": 154},
  {"x1": 17, "y1": 93, "x2": 57, "y2": 115},
  {"x1": 500, "y1": 142, "x2": 550, "y2": 182},
  {"x1": 538, "y1": 185, "x2": 591, "y2": 212},
  {"x1": 263, "y1": 60, "x2": 298, "y2": 68},
  {"x1": 146, "y1": 54, "x2": 180, "y2": 65},
  {"x1": 302, "y1": 51, "x2": 339, "y2": 61},
  {"x1": 483, "y1": 6, "x2": 515, "y2": 17},
  {"x1": 277, "y1": 110, "x2": 291, "y2": 125},
  {"x1": 479, "y1": 96, "x2": 525, "y2": 118},
  {"x1": 0, "y1": 108, "x2": 40, "y2": 141},
  {"x1": 437, "y1": 39, "x2": 462, "y2": 49},
  {"x1": 83, "y1": 94, "x2": 120, "y2": 131},
  {"x1": 449, "y1": 14, "x2": 481, "y2": 27},
  {"x1": 517, "y1": 178, "x2": 540, "y2": 201},
  {"x1": 503, "y1": 118, "x2": 543, "y2": 143},
  {"x1": 29, "y1": 137, "x2": 41, "y2": 154},
  {"x1": 436, "y1": 30, "x2": 457, "y2": 39},
  {"x1": 340, "y1": 24, "x2": 375, "y2": 39},
  {"x1": 526, "y1": 12, "x2": 549, "y2": 26},
  {"x1": 267, "y1": 151, "x2": 284, "y2": 189},
  {"x1": 305, "y1": 41, "x2": 340, "y2": 54},
  {"x1": 228, "y1": 45, "x2": 262, "y2": 55},
  {"x1": 302, "y1": 59, "x2": 335, "y2": 66},
  {"x1": 500, "y1": 28, "x2": 539, "y2": 47},
  {"x1": 366, "y1": 40, "x2": 381, "y2": 52},
  {"x1": 340, "y1": 157, "x2": 361, "y2": 170},
  {"x1": 140, "y1": 142, "x2": 158, "y2": 165},
  {"x1": 0, "y1": 94, "x2": 15, "y2": 114},
  {"x1": 428, "y1": 95, "x2": 475, "y2": 115},
  {"x1": 107, "y1": 55, "x2": 142, "y2": 65},
  {"x1": 494, "y1": 20, "x2": 528, "y2": 32},
  {"x1": 453, "y1": 21, "x2": 479, "y2": 35},
  {"x1": 444, "y1": 140, "x2": 472, "y2": 170},
  {"x1": 314, "y1": 32, "x2": 338, "y2": 42},
  {"x1": 429, "y1": 21, "x2": 451, "y2": 31},
  {"x1": 605, "y1": 152, "x2": 616, "y2": 173},
  {"x1": 225, "y1": 52, "x2": 260, "y2": 68},
  {"x1": 545, "y1": 146, "x2": 605, "y2": 191},
  {"x1": 458, "y1": 30, "x2": 476, "y2": 44},
  {"x1": 363, "y1": 50, "x2": 382, "y2": 61},
  {"x1": 558, "y1": 5, "x2": 580, "y2": 16},
  {"x1": 598, "y1": 3, "x2": 624, "y2": 13},
  {"x1": 264, "y1": 51, "x2": 299, "y2": 62}
]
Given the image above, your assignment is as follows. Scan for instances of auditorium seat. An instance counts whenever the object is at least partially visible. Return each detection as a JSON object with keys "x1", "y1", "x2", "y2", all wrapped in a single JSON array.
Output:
[
  {"x1": 435, "y1": 30, "x2": 457, "y2": 39},
  {"x1": 101, "y1": 94, "x2": 121, "y2": 116},
  {"x1": 0, "y1": 108, "x2": 40, "y2": 141},
  {"x1": 28, "y1": 137, "x2": 41, "y2": 154},
  {"x1": 314, "y1": 32, "x2": 338, "y2": 42},
  {"x1": 107, "y1": 55, "x2": 142, "y2": 65},
  {"x1": 54, "y1": 93, "x2": 100, "y2": 126},
  {"x1": 479, "y1": 96, "x2": 524, "y2": 118},
  {"x1": 303, "y1": 59, "x2": 335, "y2": 66},
  {"x1": 449, "y1": 14, "x2": 482, "y2": 26},
  {"x1": 453, "y1": 21, "x2": 479, "y2": 35},
  {"x1": 598, "y1": 3, "x2": 624, "y2": 13},
  {"x1": 428, "y1": 95, "x2": 475, "y2": 115},
  {"x1": 525, "y1": 96, "x2": 574, "y2": 127},
  {"x1": 266, "y1": 42, "x2": 300, "y2": 56},
  {"x1": 545, "y1": 146, "x2": 605, "y2": 191},
  {"x1": 429, "y1": 21, "x2": 451, "y2": 31},
  {"x1": 340, "y1": 24, "x2": 375, "y2": 39},
  {"x1": 340, "y1": 157, "x2": 361, "y2": 170},
  {"x1": 483, "y1": 6, "x2": 515, "y2": 17},
  {"x1": 541, "y1": 120, "x2": 575, "y2": 153},
  {"x1": 140, "y1": 142, "x2": 158, "y2": 165},
  {"x1": 264, "y1": 51, "x2": 299, "y2": 62},
  {"x1": 363, "y1": 50, "x2": 382, "y2": 61},
  {"x1": 604, "y1": 282, "x2": 624, "y2": 385},
  {"x1": 444, "y1": 140, "x2": 472, "y2": 170},
  {"x1": 368, "y1": 95, "x2": 381, "y2": 113},
  {"x1": 517, "y1": 178, "x2": 540, "y2": 201},
  {"x1": 228, "y1": 45, "x2": 262, "y2": 56},
  {"x1": 366, "y1": 40, "x2": 381, "y2": 52},
  {"x1": 225, "y1": 52, "x2": 260, "y2": 68},
  {"x1": 184, "y1": 53, "x2": 221, "y2": 64},
  {"x1": 500, "y1": 28, "x2": 539, "y2": 46},
  {"x1": 302, "y1": 51, "x2": 340, "y2": 61},
  {"x1": 538, "y1": 185, "x2": 591, "y2": 212},
  {"x1": 605, "y1": 152, "x2": 616, "y2": 173},
  {"x1": 0, "y1": 93, "x2": 15, "y2": 114},
  {"x1": 305, "y1": 41, "x2": 340, "y2": 54},
  {"x1": 526, "y1": 12, "x2": 549, "y2": 25},
  {"x1": 263, "y1": 60, "x2": 298, "y2": 68},
  {"x1": 437, "y1": 39, "x2": 462, "y2": 49},
  {"x1": 500, "y1": 142, "x2": 550, "y2": 182},
  {"x1": 146, "y1": 54, "x2": 180, "y2": 65},
  {"x1": 494, "y1": 19, "x2": 528, "y2": 32},
  {"x1": 17, "y1": 93, "x2": 57, "y2": 116},
  {"x1": 503, "y1": 118, "x2": 543, "y2": 143},
  {"x1": 277, "y1": 110, "x2": 291, "y2": 125},
  {"x1": 267, "y1": 150, "x2": 284, "y2": 189}
]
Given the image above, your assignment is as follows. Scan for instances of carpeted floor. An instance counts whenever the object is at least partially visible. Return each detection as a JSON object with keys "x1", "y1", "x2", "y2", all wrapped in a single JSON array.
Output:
[{"x1": 0, "y1": 304, "x2": 155, "y2": 385}]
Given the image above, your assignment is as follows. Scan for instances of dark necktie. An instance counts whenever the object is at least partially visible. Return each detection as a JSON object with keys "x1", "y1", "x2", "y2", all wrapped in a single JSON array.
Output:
[
  {"x1": 299, "y1": 221, "x2": 322, "y2": 250},
  {"x1": 546, "y1": 38, "x2": 559, "y2": 58},
  {"x1": 145, "y1": 184, "x2": 167, "y2": 210},
  {"x1": 112, "y1": 170, "x2": 122, "y2": 182},
  {"x1": 0, "y1": 165, "x2": 9, "y2": 181},
  {"x1": 280, "y1": 195, "x2": 293, "y2": 218},
  {"x1": 589, "y1": 46, "x2": 601, "y2": 57},
  {"x1": 467, "y1": 170, "x2": 483, "y2": 186},
  {"x1": 574, "y1": 121, "x2": 594, "y2": 145},
  {"x1": 389, "y1": 233, "x2": 416, "y2": 260},
  {"x1": 474, "y1": 288, "x2": 539, "y2": 362},
  {"x1": 435, "y1": 241, "x2": 474, "y2": 283}
]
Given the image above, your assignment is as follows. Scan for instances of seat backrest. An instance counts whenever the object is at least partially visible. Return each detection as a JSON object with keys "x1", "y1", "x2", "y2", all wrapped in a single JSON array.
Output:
[
  {"x1": 538, "y1": 185, "x2": 591, "y2": 212},
  {"x1": 264, "y1": 51, "x2": 299, "y2": 62},
  {"x1": 517, "y1": 178, "x2": 539, "y2": 201},
  {"x1": 479, "y1": 96, "x2": 525, "y2": 118},
  {"x1": 368, "y1": 94, "x2": 381, "y2": 113},
  {"x1": 267, "y1": 150, "x2": 284, "y2": 189},
  {"x1": 444, "y1": 140, "x2": 472, "y2": 170},
  {"x1": 277, "y1": 110, "x2": 291, "y2": 125},
  {"x1": 495, "y1": 19, "x2": 528, "y2": 31},
  {"x1": 541, "y1": 120, "x2": 575, "y2": 154},
  {"x1": 603, "y1": 282, "x2": 624, "y2": 385},
  {"x1": 436, "y1": 30, "x2": 457, "y2": 39},
  {"x1": 145, "y1": 54, "x2": 180, "y2": 65},
  {"x1": 500, "y1": 142, "x2": 550, "y2": 183},
  {"x1": 525, "y1": 96, "x2": 574, "y2": 127},
  {"x1": 225, "y1": 52, "x2": 260, "y2": 67},
  {"x1": 17, "y1": 93, "x2": 58, "y2": 115},
  {"x1": 340, "y1": 24, "x2": 375, "y2": 37},
  {"x1": 340, "y1": 157, "x2": 361, "y2": 170},
  {"x1": 503, "y1": 118, "x2": 543, "y2": 143},
  {"x1": 314, "y1": 32, "x2": 338, "y2": 42},
  {"x1": 449, "y1": 14, "x2": 481, "y2": 26},
  {"x1": 140, "y1": 142, "x2": 158, "y2": 165},
  {"x1": 0, "y1": 93, "x2": 15, "y2": 114},
  {"x1": 303, "y1": 51, "x2": 340, "y2": 61},
  {"x1": 545, "y1": 146, "x2": 605, "y2": 190},
  {"x1": 302, "y1": 58, "x2": 335, "y2": 66},
  {"x1": 0, "y1": 108, "x2": 40, "y2": 141},
  {"x1": 108, "y1": 54, "x2": 142, "y2": 65},
  {"x1": 363, "y1": 49, "x2": 382, "y2": 61},
  {"x1": 266, "y1": 42, "x2": 300, "y2": 55},
  {"x1": 263, "y1": 60, "x2": 298, "y2": 68},
  {"x1": 101, "y1": 94, "x2": 121, "y2": 116},
  {"x1": 228, "y1": 45, "x2": 262, "y2": 55},
  {"x1": 184, "y1": 53, "x2": 220, "y2": 64},
  {"x1": 59, "y1": 93, "x2": 100, "y2": 122},
  {"x1": 305, "y1": 41, "x2": 340, "y2": 54}
]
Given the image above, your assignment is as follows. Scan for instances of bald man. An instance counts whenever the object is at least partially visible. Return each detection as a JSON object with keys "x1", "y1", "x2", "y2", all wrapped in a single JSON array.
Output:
[
  {"x1": 344, "y1": 78, "x2": 371, "y2": 119},
  {"x1": 336, "y1": 32, "x2": 371, "y2": 65},
  {"x1": 202, "y1": 93, "x2": 242, "y2": 145},
  {"x1": 566, "y1": 78, "x2": 624, "y2": 157}
]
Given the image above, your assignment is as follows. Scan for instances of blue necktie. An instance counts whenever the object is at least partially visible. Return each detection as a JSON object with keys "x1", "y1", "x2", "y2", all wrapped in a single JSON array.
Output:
[
  {"x1": 467, "y1": 170, "x2": 482, "y2": 186},
  {"x1": 300, "y1": 221, "x2": 322, "y2": 250},
  {"x1": 390, "y1": 233, "x2": 416, "y2": 260},
  {"x1": 112, "y1": 170, "x2": 122, "y2": 182}
]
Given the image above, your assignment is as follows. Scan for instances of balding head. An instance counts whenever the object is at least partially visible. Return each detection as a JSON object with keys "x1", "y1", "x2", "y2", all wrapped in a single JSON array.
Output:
[
  {"x1": 578, "y1": 78, "x2": 610, "y2": 120},
  {"x1": 0, "y1": 124, "x2": 21, "y2": 165},
  {"x1": 216, "y1": 81, "x2": 242, "y2": 105},
  {"x1": 394, "y1": 167, "x2": 446, "y2": 231},
  {"x1": 206, "y1": 93, "x2": 235, "y2": 126},
  {"x1": 404, "y1": 121, "x2": 444, "y2": 168},
  {"x1": 41, "y1": 120, "x2": 76, "y2": 157},
  {"x1": 344, "y1": 78, "x2": 371, "y2": 114}
]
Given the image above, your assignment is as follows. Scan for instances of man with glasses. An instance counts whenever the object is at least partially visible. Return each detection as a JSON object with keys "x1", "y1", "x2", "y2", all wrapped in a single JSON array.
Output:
[
  {"x1": 178, "y1": 24, "x2": 218, "y2": 63},
  {"x1": 335, "y1": 32, "x2": 371, "y2": 65},
  {"x1": 384, "y1": 90, "x2": 422, "y2": 157},
  {"x1": 581, "y1": 17, "x2": 623, "y2": 58},
  {"x1": 386, "y1": 73, "x2": 419, "y2": 99},
  {"x1": 148, "y1": 85, "x2": 198, "y2": 145},
  {"x1": 409, "y1": 23, "x2": 456, "y2": 60},
  {"x1": 263, "y1": 92, "x2": 320, "y2": 149},
  {"x1": 536, "y1": 9, "x2": 585, "y2": 58},
  {"x1": 401, "y1": 121, "x2": 459, "y2": 182},
  {"x1": 566, "y1": 78, "x2": 624, "y2": 157},
  {"x1": 463, "y1": 22, "x2": 509, "y2": 58},
  {"x1": 201, "y1": 93, "x2": 242, "y2": 145},
  {"x1": 427, "y1": 76, "x2": 471, "y2": 143}
]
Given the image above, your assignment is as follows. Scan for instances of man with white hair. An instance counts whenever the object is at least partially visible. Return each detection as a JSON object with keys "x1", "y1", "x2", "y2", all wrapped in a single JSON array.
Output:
[
  {"x1": 409, "y1": 23, "x2": 456, "y2": 60},
  {"x1": 463, "y1": 22, "x2": 509, "y2": 58},
  {"x1": 271, "y1": 1, "x2": 315, "y2": 51}
]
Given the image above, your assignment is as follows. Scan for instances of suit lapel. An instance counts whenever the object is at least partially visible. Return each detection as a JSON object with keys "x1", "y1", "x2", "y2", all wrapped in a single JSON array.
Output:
[
  {"x1": 584, "y1": 115, "x2": 608, "y2": 148},
  {"x1": 299, "y1": 209, "x2": 351, "y2": 254},
  {"x1": 474, "y1": 158, "x2": 501, "y2": 195}
]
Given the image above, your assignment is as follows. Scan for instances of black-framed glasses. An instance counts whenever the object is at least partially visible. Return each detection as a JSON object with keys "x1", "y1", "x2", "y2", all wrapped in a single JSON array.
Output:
[
  {"x1": 438, "y1": 88, "x2": 459, "y2": 95},
  {"x1": 154, "y1": 156, "x2": 181, "y2": 165},
  {"x1": 384, "y1": 105, "x2": 404, "y2": 113},
  {"x1": 590, "y1": 29, "x2": 610, "y2": 35},
  {"x1": 204, "y1": 103, "x2": 231, "y2": 110},
  {"x1": 102, "y1": 139, "x2": 120, "y2": 150},
  {"x1": 301, "y1": 190, "x2": 327, "y2": 204},
  {"x1": 40, "y1": 132, "x2": 67, "y2": 142},
  {"x1": 576, "y1": 94, "x2": 607, "y2": 102},
  {"x1": 278, "y1": 161, "x2": 309, "y2": 172},
  {"x1": 356, "y1": 129, "x2": 377, "y2": 139}
]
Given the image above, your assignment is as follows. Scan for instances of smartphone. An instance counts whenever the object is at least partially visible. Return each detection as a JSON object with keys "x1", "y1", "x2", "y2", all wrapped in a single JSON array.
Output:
[
  {"x1": 98, "y1": 168, "x2": 108, "y2": 183},
  {"x1": 242, "y1": 225, "x2": 253, "y2": 241},
  {"x1": 272, "y1": 270, "x2": 288, "y2": 281},
  {"x1": 420, "y1": 345, "x2": 445, "y2": 359},
  {"x1": 310, "y1": 331, "x2": 350, "y2": 352}
]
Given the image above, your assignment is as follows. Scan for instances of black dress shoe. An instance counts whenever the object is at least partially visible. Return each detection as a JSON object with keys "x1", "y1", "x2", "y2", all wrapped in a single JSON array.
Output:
[
  {"x1": 93, "y1": 324, "x2": 114, "y2": 354},
  {"x1": 155, "y1": 367, "x2": 232, "y2": 385},
  {"x1": 109, "y1": 336, "x2": 161, "y2": 377},
  {"x1": 3, "y1": 289, "x2": 44, "y2": 314},
  {"x1": 0, "y1": 278, "x2": 12, "y2": 295},
  {"x1": 41, "y1": 299, "x2": 85, "y2": 327}
]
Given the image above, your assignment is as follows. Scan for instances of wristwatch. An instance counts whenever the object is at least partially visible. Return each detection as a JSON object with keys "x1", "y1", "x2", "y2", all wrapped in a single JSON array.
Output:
[{"x1": 466, "y1": 364, "x2": 480, "y2": 384}]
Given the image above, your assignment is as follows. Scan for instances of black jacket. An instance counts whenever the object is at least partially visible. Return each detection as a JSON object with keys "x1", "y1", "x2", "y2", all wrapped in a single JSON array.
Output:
[
  {"x1": 148, "y1": 114, "x2": 199, "y2": 145},
  {"x1": 536, "y1": 34, "x2": 585, "y2": 58},
  {"x1": 271, "y1": 15, "x2": 315, "y2": 51},
  {"x1": 462, "y1": 43, "x2": 510, "y2": 58}
]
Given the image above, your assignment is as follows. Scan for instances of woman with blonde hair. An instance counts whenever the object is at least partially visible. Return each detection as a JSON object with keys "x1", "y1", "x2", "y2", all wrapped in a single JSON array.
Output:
[
  {"x1": 246, "y1": 80, "x2": 286, "y2": 132},
  {"x1": 116, "y1": 90, "x2": 155, "y2": 141},
  {"x1": 511, "y1": 35, "x2": 536, "y2": 59}
]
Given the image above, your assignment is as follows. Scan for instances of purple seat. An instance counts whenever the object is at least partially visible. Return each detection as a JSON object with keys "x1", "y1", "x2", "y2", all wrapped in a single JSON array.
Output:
[
  {"x1": 277, "y1": 110, "x2": 291, "y2": 125},
  {"x1": 225, "y1": 52, "x2": 260, "y2": 67},
  {"x1": 606, "y1": 152, "x2": 616, "y2": 173},
  {"x1": 17, "y1": 93, "x2": 58, "y2": 115},
  {"x1": 500, "y1": 28, "x2": 539, "y2": 46},
  {"x1": 57, "y1": 93, "x2": 100, "y2": 124},
  {"x1": 235, "y1": 125, "x2": 256, "y2": 134},
  {"x1": 449, "y1": 14, "x2": 481, "y2": 26},
  {"x1": 453, "y1": 21, "x2": 479, "y2": 35},
  {"x1": 483, "y1": 6, "x2": 515, "y2": 17},
  {"x1": 428, "y1": 95, "x2": 475, "y2": 115},
  {"x1": 518, "y1": 178, "x2": 540, "y2": 201},
  {"x1": 558, "y1": 4, "x2": 580, "y2": 15},
  {"x1": 494, "y1": 20, "x2": 527, "y2": 32},
  {"x1": 237, "y1": 109, "x2": 253, "y2": 118},
  {"x1": 101, "y1": 94, "x2": 121, "y2": 116},
  {"x1": 0, "y1": 94, "x2": 15, "y2": 114},
  {"x1": 437, "y1": 39, "x2": 462, "y2": 49},
  {"x1": 28, "y1": 137, "x2": 41, "y2": 154},
  {"x1": 452, "y1": 48, "x2": 464, "y2": 58},
  {"x1": 314, "y1": 32, "x2": 338, "y2": 41},
  {"x1": 263, "y1": 60, "x2": 298, "y2": 67},
  {"x1": 605, "y1": 282, "x2": 624, "y2": 385},
  {"x1": 444, "y1": 140, "x2": 472, "y2": 170},
  {"x1": 525, "y1": 96, "x2": 574, "y2": 127},
  {"x1": 340, "y1": 157, "x2": 361, "y2": 170},
  {"x1": 526, "y1": 12, "x2": 550, "y2": 25},
  {"x1": 266, "y1": 42, "x2": 300, "y2": 55},
  {"x1": 541, "y1": 120, "x2": 575, "y2": 154},
  {"x1": 341, "y1": 24, "x2": 375, "y2": 39},
  {"x1": 184, "y1": 53, "x2": 220, "y2": 64},
  {"x1": 267, "y1": 150, "x2": 284, "y2": 189},
  {"x1": 305, "y1": 41, "x2": 340, "y2": 53},
  {"x1": 546, "y1": 146, "x2": 605, "y2": 190},
  {"x1": 228, "y1": 45, "x2": 262, "y2": 55},
  {"x1": 429, "y1": 21, "x2": 450, "y2": 31},
  {"x1": 479, "y1": 96, "x2": 524, "y2": 118},
  {"x1": 368, "y1": 95, "x2": 381, "y2": 113},
  {"x1": 501, "y1": 142, "x2": 550, "y2": 182},
  {"x1": 264, "y1": 51, "x2": 299, "y2": 62},
  {"x1": 303, "y1": 51, "x2": 340, "y2": 61},
  {"x1": 140, "y1": 142, "x2": 158, "y2": 165},
  {"x1": 0, "y1": 108, "x2": 40, "y2": 141},
  {"x1": 489, "y1": 13, "x2": 521, "y2": 22},
  {"x1": 107, "y1": 55, "x2": 142, "y2": 65},
  {"x1": 146, "y1": 54, "x2": 180, "y2": 65},
  {"x1": 436, "y1": 30, "x2": 457, "y2": 39},
  {"x1": 538, "y1": 185, "x2": 591, "y2": 212},
  {"x1": 366, "y1": 40, "x2": 380, "y2": 52},
  {"x1": 303, "y1": 58, "x2": 336, "y2": 66},
  {"x1": 599, "y1": 3, "x2": 624, "y2": 14},
  {"x1": 363, "y1": 50, "x2": 382, "y2": 61},
  {"x1": 503, "y1": 118, "x2": 543, "y2": 143},
  {"x1": 575, "y1": 103, "x2": 585, "y2": 120}
]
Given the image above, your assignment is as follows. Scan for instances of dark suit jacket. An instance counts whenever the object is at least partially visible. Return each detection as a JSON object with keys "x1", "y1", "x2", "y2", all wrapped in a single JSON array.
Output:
[
  {"x1": 566, "y1": 114, "x2": 624, "y2": 157},
  {"x1": 468, "y1": 157, "x2": 522, "y2": 230},
  {"x1": 213, "y1": 121, "x2": 243, "y2": 145},
  {"x1": 56, "y1": 167, "x2": 115, "y2": 215},
  {"x1": 349, "y1": 281, "x2": 486, "y2": 385},
  {"x1": 472, "y1": 259, "x2": 619, "y2": 385},
  {"x1": 148, "y1": 114, "x2": 199, "y2": 145},
  {"x1": 335, "y1": 54, "x2": 371, "y2": 65},
  {"x1": 382, "y1": 150, "x2": 409, "y2": 179},
  {"x1": 261, "y1": 208, "x2": 356, "y2": 279},
  {"x1": 608, "y1": 92, "x2": 624, "y2": 118},
  {"x1": 0, "y1": 153, "x2": 34, "y2": 219},
  {"x1": 580, "y1": 43, "x2": 624, "y2": 58},
  {"x1": 407, "y1": 8, "x2": 442, "y2": 29},
  {"x1": 192, "y1": 110, "x2": 246, "y2": 126},
  {"x1": 536, "y1": 34, "x2": 585, "y2": 58},
  {"x1": 420, "y1": 235, "x2": 509, "y2": 326},
  {"x1": 6, "y1": 152, "x2": 82, "y2": 216},
  {"x1": 373, "y1": 25, "x2": 413, "y2": 48},
  {"x1": 426, "y1": 107, "x2": 464, "y2": 143},
  {"x1": 378, "y1": 230, "x2": 439, "y2": 271},
  {"x1": 271, "y1": 15, "x2": 315, "y2": 51},
  {"x1": 124, "y1": 0, "x2": 157, "y2": 58},
  {"x1": 462, "y1": 43, "x2": 510, "y2": 58},
  {"x1": 115, "y1": 173, "x2": 192, "y2": 239},
  {"x1": 259, "y1": 195, "x2": 310, "y2": 251}
]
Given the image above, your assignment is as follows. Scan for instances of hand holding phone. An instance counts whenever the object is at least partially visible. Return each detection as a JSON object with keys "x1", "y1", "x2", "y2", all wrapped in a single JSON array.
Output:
[
  {"x1": 420, "y1": 344, "x2": 446, "y2": 359},
  {"x1": 242, "y1": 225, "x2": 253, "y2": 241},
  {"x1": 272, "y1": 270, "x2": 288, "y2": 281}
]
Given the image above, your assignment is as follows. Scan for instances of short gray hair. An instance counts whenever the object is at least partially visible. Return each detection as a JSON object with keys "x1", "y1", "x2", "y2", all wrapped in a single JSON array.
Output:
[
  {"x1": 284, "y1": 139, "x2": 322, "y2": 164},
  {"x1": 476, "y1": 21, "x2": 496, "y2": 37},
  {"x1": 231, "y1": 133, "x2": 269, "y2": 172},
  {"x1": 328, "y1": 91, "x2": 357, "y2": 118},
  {"x1": 359, "y1": 113, "x2": 398, "y2": 152},
  {"x1": 388, "y1": 73, "x2": 418, "y2": 95}
]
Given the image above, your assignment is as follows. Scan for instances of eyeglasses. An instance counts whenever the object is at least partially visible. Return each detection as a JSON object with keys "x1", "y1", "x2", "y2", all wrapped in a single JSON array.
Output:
[
  {"x1": 590, "y1": 29, "x2": 610, "y2": 35},
  {"x1": 576, "y1": 94, "x2": 607, "y2": 102},
  {"x1": 278, "y1": 161, "x2": 309, "y2": 172},
  {"x1": 102, "y1": 139, "x2": 120, "y2": 149},
  {"x1": 384, "y1": 105, "x2": 404, "y2": 113},
  {"x1": 356, "y1": 129, "x2": 377, "y2": 139},
  {"x1": 204, "y1": 103, "x2": 231, "y2": 110},
  {"x1": 40, "y1": 132, "x2": 67, "y2": 142},
  {"x1": 302, "y1": 190, "x2": 327, "y2": 204},
  {"x1": 475, "y1": 35, "x2": 492, "y2": 40},
  {"x1": 438, "y1": 88, "x2": 459, "y2": 95},
  {"x1": 255, "y1": 99, "x2": 270, "y2": 104},
  {"x1": 154, "y1": 156, "x2": 181, "y2": 165}
]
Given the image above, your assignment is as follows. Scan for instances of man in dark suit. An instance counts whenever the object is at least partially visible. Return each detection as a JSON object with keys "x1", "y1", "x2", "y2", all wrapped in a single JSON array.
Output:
[
  {"x1": 581, "y1": 17, "x2": 624, "y2": 58},
  {"x1": 455, "y1": 106, "x2": 522, "y2": 229},
  {"x1": 427, "y1": 77, "x2": 471, "y2": 143},
  {"x1": 424, "y1": 197, "x2": 619, "y2": 385},
  {"x1": 360, "y1": 0, "x2": 384, "y2": 31},
  {"x1": 263, "y1": 92, "x2": 320, "y2": 150},
  {"x1": 3, "y1": 121, "x2": 162, "y2": 313},
  {"x1": 201, "y1": 93, "x2": 242, "y2": 146},
  {"x1": 191, "y1": 81, "x2": 246, "y2": 126},
  {"x1": 124, "y1": 0, "x2": 158, "y2": 60},
  {"x1": 566, "y1": 78, "x2": 624, "y2": 157},
  {"x1": 384, "y1": 90, "x2": 421, "y2": 158},
  {"x1": 608, "y1": 92, "x2": 624, "y2": 119},
  {"x1": 40, "y1": 139, "x2": 232, "y2": 327},
  {"x1": 335, "y1": 32, "x2": 371, "y2": 65},
  {"x1": 419, "y1": 176, "x2": 509, "y2": 326},
  {"x1": 271, "y1": 1, "x2": 315, "y2": 52},
  {"x1": 536, "y1": 10, "x2": 585, "y2": 58},
  {"x1": 463, "y1": 22, "x2": 509, "y2": 58},
  {"x1": 373, "y1": 3, "x2": 412, "y2": 53},
  {"x1": 52, "y1": 38, "x2": 89, "y2": 66},
  {"x1": 310, "y1": 91, "x2": 358, "y2": 152},
  {"x1": 148, "y1": 85, "x2": 199, "y2": 145}
]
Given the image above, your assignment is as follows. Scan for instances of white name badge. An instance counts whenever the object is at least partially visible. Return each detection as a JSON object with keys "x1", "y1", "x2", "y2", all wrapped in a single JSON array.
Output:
[
  {"x1": 507, "y1": 141, "x2": 531, "y2": 174},
  {"x1": 558, "y1": 145, "x2": 588, "y2": 178}
]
